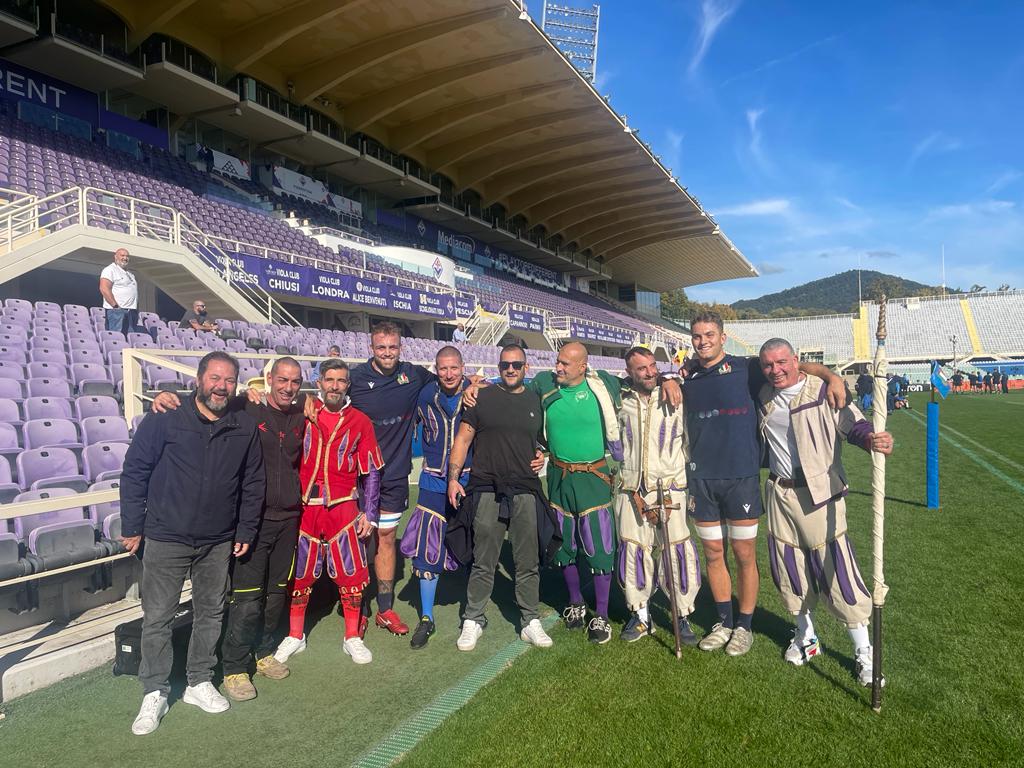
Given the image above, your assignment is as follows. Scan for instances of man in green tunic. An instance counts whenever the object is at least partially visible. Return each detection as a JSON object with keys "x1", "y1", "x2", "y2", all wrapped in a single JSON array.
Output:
[{"x1": 530, "y1": 342, "x2": 622, "y2": 644}]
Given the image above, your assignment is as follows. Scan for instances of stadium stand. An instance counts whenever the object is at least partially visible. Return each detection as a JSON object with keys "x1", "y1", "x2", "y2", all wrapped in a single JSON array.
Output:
[
  {"x1": 726, "y1": 314, "x2": 856, "y2": 363},
  {"x1": 965, "y1": 291, "x2": 1024, "y2": 355}
]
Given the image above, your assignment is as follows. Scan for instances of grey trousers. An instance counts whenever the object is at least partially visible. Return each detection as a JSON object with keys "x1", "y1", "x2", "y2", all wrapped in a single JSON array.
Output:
[
  {"x1": 139, "y1": 538, "x2": 232, "y2": 695},
  {"x1": 464, "y1": 492, "x2": 540, "y2": 625}
]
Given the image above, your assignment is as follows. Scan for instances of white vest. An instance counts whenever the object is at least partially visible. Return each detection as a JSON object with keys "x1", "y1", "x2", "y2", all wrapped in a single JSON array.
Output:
[{"x1": 617, "y1": 386, "x2": 687, "y2": 493}]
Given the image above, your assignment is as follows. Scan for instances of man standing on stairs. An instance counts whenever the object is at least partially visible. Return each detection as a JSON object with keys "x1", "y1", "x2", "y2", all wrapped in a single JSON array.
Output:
[{"x1": 98, "y1": 248, "x2": 140, "y2": 335}]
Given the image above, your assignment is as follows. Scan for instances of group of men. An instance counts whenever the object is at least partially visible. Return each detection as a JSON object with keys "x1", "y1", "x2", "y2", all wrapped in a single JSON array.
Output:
[
  {"x1": 959, "y1": 369, "x2": 1011, "y2": 393},
  {"x1": 118, "y1": 312, "x2": 894, "y2": 737}
]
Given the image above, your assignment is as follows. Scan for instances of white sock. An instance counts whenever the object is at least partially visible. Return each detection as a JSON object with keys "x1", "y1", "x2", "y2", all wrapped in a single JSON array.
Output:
[
  {"x1": 849, "y1": 623, "x2": 870, "y2": 654},
  {"x1": 796, "y1": 612, "x2": 816, "y2": 642},
  {"x1": 637, "y1": 605, "x2": 650, "y2": 623}
]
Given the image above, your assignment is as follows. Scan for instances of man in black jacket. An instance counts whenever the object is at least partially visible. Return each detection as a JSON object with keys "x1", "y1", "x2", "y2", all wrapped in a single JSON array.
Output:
[
  {"x1": 120, "y1": 351, "x2": 265, "y2": 736},
  {"x1": 152, "y1": 356, "x2": 305, "y2": 701}
]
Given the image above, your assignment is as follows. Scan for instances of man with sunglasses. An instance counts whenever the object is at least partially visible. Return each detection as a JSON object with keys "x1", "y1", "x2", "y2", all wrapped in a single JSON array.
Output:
[
  {"x1": 181, "y1": 299, "x2": 219, "y2": 334},
  {"x1": 447, "y1": 345, "x2": 557, "y2": 651}
]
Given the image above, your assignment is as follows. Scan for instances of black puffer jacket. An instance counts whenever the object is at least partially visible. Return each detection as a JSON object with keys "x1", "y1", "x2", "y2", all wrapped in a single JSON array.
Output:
[{"x1": 243, "y1": 398, "x2": 305, "y2": 520}]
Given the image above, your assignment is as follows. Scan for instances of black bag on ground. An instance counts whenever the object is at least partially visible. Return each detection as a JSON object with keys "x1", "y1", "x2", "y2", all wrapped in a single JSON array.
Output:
[{"x1": 112, "y1": 602, "x2": 193, "y2": 676}]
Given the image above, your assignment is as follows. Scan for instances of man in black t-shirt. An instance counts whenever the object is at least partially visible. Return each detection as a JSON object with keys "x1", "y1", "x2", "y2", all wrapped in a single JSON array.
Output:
[
  {"x1": 447, "y1": 344, "x2": 554, "y2": 652},
  {"x1": 684, "y1": 311, "x2": 846, "y2": 658}
]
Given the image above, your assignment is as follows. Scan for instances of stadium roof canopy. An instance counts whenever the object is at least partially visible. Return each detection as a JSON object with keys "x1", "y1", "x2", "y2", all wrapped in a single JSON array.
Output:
[{"x1": 100, "y1": 0, "x2": 757, "y2": 291}]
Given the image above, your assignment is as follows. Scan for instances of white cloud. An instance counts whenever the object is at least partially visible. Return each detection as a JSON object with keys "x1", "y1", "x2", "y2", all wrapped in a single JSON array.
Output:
[
  {"x1": 721, "y1": 33, "x2": 839, "y2": 87},
  {"x1": 986, "y1": 169, "x2": 1022, "y2": 195},
  {"x1": 715, "y1": 198, "x2": 791, "y2": 216},
  {"x1": 835, "y1": 196, "x2": 862, "y2": 211},
  {"x1": 689, "y1": 0, "x2": 741, "y2": 76},
  {"x1": 593, "y1": 69, "x2": 614, "y2": 92},
  {"x1": 745, "y1": 107, "x2": 770, "y2": 172},
  {"x1": 908, "y1": 131, "x2": 962, "y2": 166},
  {"x1": 662, "y1": 129, "x2": 684, "y2": 173},
  {"x1": 926, "y1": 199, "x2": 1015, "y2": 220}
]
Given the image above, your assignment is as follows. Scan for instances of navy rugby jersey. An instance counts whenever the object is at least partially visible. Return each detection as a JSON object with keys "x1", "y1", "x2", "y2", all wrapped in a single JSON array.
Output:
[
  {"x1": 349, "y1": 359, "x2": 434, "y2": 484},
  {"x1": 682, "y1": 354, "x2": 766, "y2": 479}
]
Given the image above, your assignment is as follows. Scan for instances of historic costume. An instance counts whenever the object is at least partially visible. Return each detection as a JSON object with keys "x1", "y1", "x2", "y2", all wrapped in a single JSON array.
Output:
[
  {"x1": 284, "y1": 397, "x2": 383, "y2": 661},
  {"x1": 615, "y1": 384, "x2": 700, "y2": 641}
]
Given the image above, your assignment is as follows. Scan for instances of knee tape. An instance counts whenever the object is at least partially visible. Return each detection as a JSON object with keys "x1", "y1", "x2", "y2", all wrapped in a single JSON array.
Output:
[
  {"x1": 695, "y1": 522, "x2": 727, "y2": 541},
  {"x1": 728, "y1": 522, "x2": 759, "y2": 540}
]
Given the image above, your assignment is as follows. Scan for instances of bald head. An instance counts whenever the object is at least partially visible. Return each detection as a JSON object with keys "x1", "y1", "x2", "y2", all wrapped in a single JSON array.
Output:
[{"x1": 555, "y1": 342, "x2": 588, "y2": 387}]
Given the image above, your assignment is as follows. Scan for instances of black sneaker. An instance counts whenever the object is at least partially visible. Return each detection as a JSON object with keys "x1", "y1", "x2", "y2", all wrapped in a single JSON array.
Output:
[
  {"x1": 587, "y1": 616, "x2": 612, "y2": 644},
  {"x1": 409, "y1": 617, "x2": 435, "y2": 650},
  {"x1": 620, "y1": 612, "x2": 654, "y2": 643},
  {"x1": 562, "y1": 603, "x2": 587, "y2": 630},
  {"x1": 677, "y1": 616, "x2": 699, "y2": 647}
]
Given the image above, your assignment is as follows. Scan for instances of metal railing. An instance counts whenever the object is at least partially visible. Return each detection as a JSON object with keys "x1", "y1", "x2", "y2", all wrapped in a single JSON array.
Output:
[{"x1": 0, "y1": 185, "x2": 300, "y2": 327}]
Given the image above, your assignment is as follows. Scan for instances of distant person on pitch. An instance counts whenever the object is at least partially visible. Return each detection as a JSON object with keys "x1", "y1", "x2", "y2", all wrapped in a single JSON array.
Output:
[{"x1": 756, "y1": 338, "x2": 892, "y2": 686}]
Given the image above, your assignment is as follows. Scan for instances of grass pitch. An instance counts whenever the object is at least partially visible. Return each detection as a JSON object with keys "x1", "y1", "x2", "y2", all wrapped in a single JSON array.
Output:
[{"x1": 2, "y1": 391, "x2": 1022, "y2": 768}]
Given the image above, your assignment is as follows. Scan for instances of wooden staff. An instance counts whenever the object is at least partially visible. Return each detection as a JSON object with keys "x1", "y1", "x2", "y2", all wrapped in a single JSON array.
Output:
[{"x1": 870, "y1": 297, "x2": 890, "y2": 711}]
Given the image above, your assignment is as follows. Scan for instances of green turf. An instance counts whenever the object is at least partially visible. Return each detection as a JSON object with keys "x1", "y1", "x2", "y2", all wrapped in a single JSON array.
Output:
[
  {"x1": 2, "y1": 392, "x2": 1022, "y2": 768},
  {"x1": 398, "y1": 391, "x2": 1024, "y2": 768}
]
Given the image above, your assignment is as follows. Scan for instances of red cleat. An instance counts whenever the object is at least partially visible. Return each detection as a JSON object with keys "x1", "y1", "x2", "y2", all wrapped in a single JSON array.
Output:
[
  {"x1": 375, "y1": 609, "x2": 409, "y2": 636},
  {"x1": 359, "y1": 613, "x2": 370, "y2": 639}
]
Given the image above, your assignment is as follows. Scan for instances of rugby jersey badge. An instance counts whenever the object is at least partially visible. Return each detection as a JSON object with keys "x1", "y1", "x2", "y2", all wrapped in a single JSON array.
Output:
[
  {"x1": 397, "y1": 373, "x2": 410, "y2": 384},
  {"x1": 718, "y1": 363, "x2": 732, "y2": 375}
]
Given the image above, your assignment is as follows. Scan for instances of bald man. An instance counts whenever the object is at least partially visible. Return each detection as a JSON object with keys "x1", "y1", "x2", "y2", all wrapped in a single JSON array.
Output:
[{"x1": 529, "y1": 342, "x2": 623, "y2": 644}]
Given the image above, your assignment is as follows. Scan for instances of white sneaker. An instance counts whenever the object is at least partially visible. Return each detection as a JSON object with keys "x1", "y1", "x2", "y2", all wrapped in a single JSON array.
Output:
[
  {"x1": 855, "y1": 646, "x2": 887, "y2": 688},
  {"x1": 457, "y1": 619, "x2": 483, "y2": 651},
  {"x1": 182, "y1": 682, "x2": 230, "y2": 713},
  {"x1": 520, "y1": 618, "x2": 553, "y2": 648},
  {"x1": 343, "y1": 636, "x2": 373, "y2": 664},
  {"x1": 784, "y1": 635, "x2": 822, "y2": 666},
  {"x1": 131, "y1": 691, "x2": 168, "y2": 735},
  {"x1": 274, "y1": 634, "x2": 306, "y2": 664}
]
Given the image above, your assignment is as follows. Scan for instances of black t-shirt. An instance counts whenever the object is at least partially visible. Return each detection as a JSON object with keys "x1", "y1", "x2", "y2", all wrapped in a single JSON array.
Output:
[
  {"x1": 181, "y1": 309, "x2": 208, "y2": 328},
  {"x1": 462, "y1": 385, "x2": 543, "y2": 484},
  {"x1": 682, "y1": 355, "x2": 766, "y2": 480}
]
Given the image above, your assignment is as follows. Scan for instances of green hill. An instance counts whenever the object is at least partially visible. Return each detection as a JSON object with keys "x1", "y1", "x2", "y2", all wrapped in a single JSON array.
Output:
[{"x1": 732, "y1": 270, "x2": 946, "y2": 316}]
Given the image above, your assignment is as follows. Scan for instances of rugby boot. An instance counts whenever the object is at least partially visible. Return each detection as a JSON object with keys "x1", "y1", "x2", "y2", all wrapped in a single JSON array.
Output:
[
  {"x1": 375, "y1": 608, "x2": 409, "y2": 636},
  {"x1": 676, "y1": 616, "x2": 699, "y2": 647},
  {"x1": 562, "y1": 603, "x2": 587, "y2": 630},
  {"x1": 410, "y1": 617, "x2": 436, "y2": 650},
  {"x1": 784, "y1": 635, "x2": 822, "y2": 666},
  {"x1": 620, "y1": 612, "x2": 655, "y2": 642},
  {"x1": 698, "y1": 622, "x2": 733, "y2": 651},
  {"x1": 725, "y1": 626, "x2": 754, "y2": 657},
  {"x1": 255, "y1": 654, "x2": 290, "y2": 680},
  {"x1": 222, "y1": 674, "x2": 257, "y2": 702},
  {"x1": 855, "y1": 646, "x2": 886, "y2": 688},
  {"x1": 587, "y1": 616, "x2": 612, "y2": 645}
]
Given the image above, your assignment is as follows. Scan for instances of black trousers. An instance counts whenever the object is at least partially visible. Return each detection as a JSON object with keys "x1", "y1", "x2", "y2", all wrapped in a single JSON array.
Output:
[{"x1": 220, "y1": 516, "x2": 299, "y2": 675}]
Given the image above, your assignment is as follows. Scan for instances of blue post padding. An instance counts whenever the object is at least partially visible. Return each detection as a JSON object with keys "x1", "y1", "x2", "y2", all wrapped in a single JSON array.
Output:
[{"x1": 926, "y1": 401, "x2": 940, "y2": 508}]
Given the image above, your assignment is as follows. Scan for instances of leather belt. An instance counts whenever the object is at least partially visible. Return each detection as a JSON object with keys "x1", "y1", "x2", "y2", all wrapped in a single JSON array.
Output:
[
  {"x1": 551, "y1": 457, "x2": 611, "y2": 487},
  {"x1": 769, "y1": 472, "x2": 807, "y2": 489}
]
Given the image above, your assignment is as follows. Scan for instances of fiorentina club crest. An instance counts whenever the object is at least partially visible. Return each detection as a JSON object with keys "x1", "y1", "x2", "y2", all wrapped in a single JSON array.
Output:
[
  {"x1": 432, "y1": 256, "x2": 443, "y2": 279},
  {"x1": 417, "y1": 219, "x2": 427, "y2": 237},
  {"x1": 397, "y1": 373, "x2": 409, "y2": 385},
  {"x1": 718, "y1": 363, "x2": 732, "y2": 375}
]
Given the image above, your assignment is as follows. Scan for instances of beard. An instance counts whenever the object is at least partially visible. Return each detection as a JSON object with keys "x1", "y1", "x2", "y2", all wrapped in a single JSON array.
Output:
[{"x1": 198, "y1": 387, "x2": 229, "y2": 412}]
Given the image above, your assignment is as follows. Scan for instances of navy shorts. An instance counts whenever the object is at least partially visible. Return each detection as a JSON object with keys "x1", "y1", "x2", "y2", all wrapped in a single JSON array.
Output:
[
  {"x1": 688, "y1": 476, "x2": 763, "y2": 523},
  {"x1": 375, "y1": 480, "x2": 410, "y2": 530}
]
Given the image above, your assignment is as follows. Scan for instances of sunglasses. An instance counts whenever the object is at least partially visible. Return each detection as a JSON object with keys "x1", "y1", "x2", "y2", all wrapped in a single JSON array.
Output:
[{"x1": 498, "y1": 360, "x2": 525, "y2": 371}]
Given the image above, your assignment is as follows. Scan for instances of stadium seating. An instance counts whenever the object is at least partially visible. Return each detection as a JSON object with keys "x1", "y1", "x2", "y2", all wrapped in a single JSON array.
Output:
[
  {"x1": 726, "y1": 315, "x2": 856, "y2": 361},
  {"x1": 965, "y1": 292, "x2": 1024, "y2": 355}
]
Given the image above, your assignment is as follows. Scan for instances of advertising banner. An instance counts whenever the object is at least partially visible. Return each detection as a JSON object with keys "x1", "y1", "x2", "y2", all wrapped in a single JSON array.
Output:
[
  {"x1": 508, "y1": 308, "x2": 545, "y2": 333},
  {"x1": 569, "y1": 321, "x2": 634, "y2": 346}
]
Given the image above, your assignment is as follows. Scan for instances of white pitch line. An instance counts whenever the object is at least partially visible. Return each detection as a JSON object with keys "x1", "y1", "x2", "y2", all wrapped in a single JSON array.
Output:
[{"x1": 938, "y1": 422, "x2": 1024, "y2": 473}]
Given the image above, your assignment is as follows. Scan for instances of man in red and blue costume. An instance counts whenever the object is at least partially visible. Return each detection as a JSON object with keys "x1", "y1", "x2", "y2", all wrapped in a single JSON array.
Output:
[{"x1": 276, "y1": 359, "x2": 384, "y2": 665}]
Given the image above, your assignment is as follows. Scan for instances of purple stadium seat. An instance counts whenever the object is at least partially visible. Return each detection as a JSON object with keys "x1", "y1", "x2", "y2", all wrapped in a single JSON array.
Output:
[
  {"x1": 4, "y1": 299, "x2": 32, "y2": 312},
  {"x1": 71, "y1": 347, "x2": 105, "y2": 365},
  {"x1": 27, "y1": 377, "x2": 73, "y2": 398},
  {"x1": 80, "y1": 416, "x2": 129, "y2": 446},
  {"x1": 83, "y1": 441, "x2": 129, "y2": 483},
  {"x1": 27, "y1": 361, "x2": 71, "y2": 379},
  {"x1": 23, "y1": 418, "x2": 82, "y2": 452},
  {"x1": 0, "y1": 345, "x2": 27, "y2": 363},
  {"x1": 29, "y1": 347, "x2": 69, "y2": 365},
  {"x1": 30, "y1": 333, "x2": 65, "y2": 349},
  {"x1": 17, "y1": 447, "x2": 88, "y2": 491},
  {"x1": 131, "y1": 413, "x2": 146, "y2": 433},
  {"x1": 0, "y1": 360, "x2": 25, "y2": 380},
  {"x1": 71, "y1": 363, "x2": 114, "y2": 395},
  {"x1": 75, "y1": 395, "x2": 120, "y2": 420},
  {"x1": 87, "y1": 478, "x2": 120, "y2": 531},
  {"x1": 0, "y1": 457, "x2": 20, "y2": 503},
  {"x1": 0, "y1": 377, "x2": 24, "y2": 403},
  {"x1": 24, "y1": 396, "x2": 74, "y2": 420},
  {"x1": 12, "y1": 488, "x2": 104, "y2": 569}
]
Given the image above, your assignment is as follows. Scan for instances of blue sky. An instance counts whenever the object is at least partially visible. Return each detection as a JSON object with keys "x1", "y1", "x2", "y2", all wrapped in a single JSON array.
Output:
[{"x1": 582, "y1": 1, "x2": 1024, "y2": 303}]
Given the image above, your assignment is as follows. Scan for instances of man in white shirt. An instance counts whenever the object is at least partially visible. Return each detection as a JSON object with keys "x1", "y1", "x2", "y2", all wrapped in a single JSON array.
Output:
[
  {"x1": 451, "y1": 323, "x2": 468, "y2": 344},
  {"x1": 99, "y1": 248, "x2": 139, "y2": 334},
  {"x1": 757, "y1": 337, "x2": 893, "y2": 687}
]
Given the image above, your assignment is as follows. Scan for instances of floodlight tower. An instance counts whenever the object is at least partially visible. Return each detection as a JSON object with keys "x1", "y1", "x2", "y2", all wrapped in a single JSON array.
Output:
[{"x1": 541, "y1": 2, "x2": 601, "y2": 83}]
